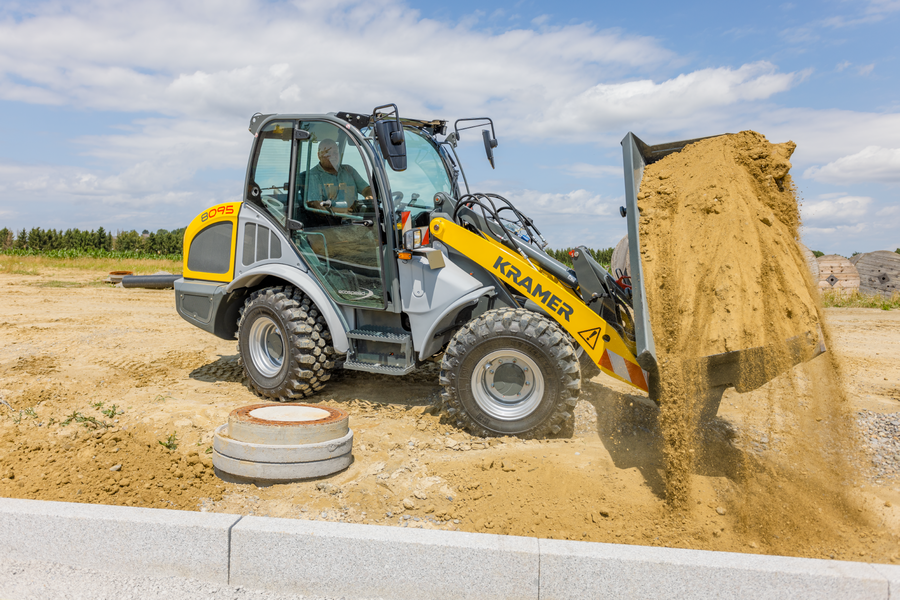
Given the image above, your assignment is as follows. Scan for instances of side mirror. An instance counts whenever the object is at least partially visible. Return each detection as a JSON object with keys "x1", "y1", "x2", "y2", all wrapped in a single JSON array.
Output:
[
  {"x1": 454, "y1": 117, "x2": 499, "y2": 169},
  {"x1": 482, "y1": 129, "x2": 498, "y2": 169},
  {"x1": 373, "y1": 103, "x2": 407, "y2": 172}
]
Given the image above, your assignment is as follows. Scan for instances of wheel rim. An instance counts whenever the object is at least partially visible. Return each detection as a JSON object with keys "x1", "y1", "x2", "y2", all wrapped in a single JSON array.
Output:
[
  {"x1": 470, "y1": 349, "x2": 545, "y2": 421},
  {"x1": 248, "y1": 316, "x2": 285, "y2": 378}
]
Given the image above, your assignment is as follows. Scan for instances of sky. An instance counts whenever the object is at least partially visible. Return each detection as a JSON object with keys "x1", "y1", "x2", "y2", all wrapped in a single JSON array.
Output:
[{"x1": 0, "y1": 0, "x2": 898, "y2": 255}]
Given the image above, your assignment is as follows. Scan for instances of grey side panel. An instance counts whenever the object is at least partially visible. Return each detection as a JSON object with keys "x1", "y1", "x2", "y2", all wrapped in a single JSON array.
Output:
[
  {"x1": 175, "y1": 279, "x2": 228, "y2": 335},
  {"x1": 235, "y1": 204, "x2": 305, "y2": 275},
  {"x1": 621, "y1": 132, "x2": 656, "y2": 372},
  {"x1": 398, "y1": 253, "x2": 488, "y2": 360},
  {"x1": 227, "y1": 264, "x2": 350, "y2": 354},
  {"x1": 432, "y1": 240, "x2": 517, "y2": 309}
]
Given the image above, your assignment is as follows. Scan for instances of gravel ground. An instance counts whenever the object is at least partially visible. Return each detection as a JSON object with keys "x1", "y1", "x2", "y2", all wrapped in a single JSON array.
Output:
[
  {"x1": 858, "y1": 410, "x2": 900, "y2": 482},
  {"x1": 0, "y1": 559, "x2": 368, "y2": 600}
]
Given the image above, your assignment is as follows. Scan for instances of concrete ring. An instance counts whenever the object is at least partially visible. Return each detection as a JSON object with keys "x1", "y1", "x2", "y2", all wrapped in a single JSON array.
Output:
[{"x1": 213, "y1": 424, "x2": 353, "y2": 464}]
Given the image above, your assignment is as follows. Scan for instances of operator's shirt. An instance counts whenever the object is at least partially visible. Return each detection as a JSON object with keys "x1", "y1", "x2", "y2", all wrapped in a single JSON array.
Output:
[{"x1": 301, "y1": 163, "x2": 368, "y2": 209}]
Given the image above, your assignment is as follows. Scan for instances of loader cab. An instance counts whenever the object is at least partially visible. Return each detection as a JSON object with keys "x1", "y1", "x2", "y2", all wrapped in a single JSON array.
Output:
[{"x1": 245, "y1": 115, "x2": 461, "y2": 313}]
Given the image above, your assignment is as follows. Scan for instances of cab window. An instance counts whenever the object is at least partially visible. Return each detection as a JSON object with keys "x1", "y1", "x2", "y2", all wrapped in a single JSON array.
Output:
[
  {"x1": 246, "y1": 121, "x2": 292, "y2": 226},
  {"x1": 381, "y1": 129, "x2": 453, "y2": 224}
]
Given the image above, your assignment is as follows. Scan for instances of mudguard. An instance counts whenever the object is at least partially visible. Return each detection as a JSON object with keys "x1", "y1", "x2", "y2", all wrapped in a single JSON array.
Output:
[{"x1": 227, "y1": 264, "x2": 351, "y2": 354}]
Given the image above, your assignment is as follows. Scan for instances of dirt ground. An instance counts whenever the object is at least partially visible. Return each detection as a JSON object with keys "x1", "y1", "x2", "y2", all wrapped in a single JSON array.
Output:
[{"x1": 0, "y1": 269, "x2": 898, "y2": 564}]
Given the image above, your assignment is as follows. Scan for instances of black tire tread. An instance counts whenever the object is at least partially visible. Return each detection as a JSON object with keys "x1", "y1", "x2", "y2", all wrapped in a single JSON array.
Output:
[
  {"x1": 577, "y1": 346, "x2": 602, "y2": 379},
  {"x1": 440, "y1": 307, "x2": 580, "y2": 439},
  {"x1": 237, "y1": 285, "x2": 335, "y2": 401}
]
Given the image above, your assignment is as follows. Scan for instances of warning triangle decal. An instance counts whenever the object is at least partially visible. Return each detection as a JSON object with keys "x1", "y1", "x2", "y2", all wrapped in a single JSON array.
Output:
[{"x1": 578, "y1": 327, "x2": 603, "y2": 350}]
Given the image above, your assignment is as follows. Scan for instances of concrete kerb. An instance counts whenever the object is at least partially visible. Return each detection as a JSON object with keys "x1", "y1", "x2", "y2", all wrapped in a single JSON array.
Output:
[
  {"x1": 0, "y1": 497, "x2": 241, "y2": 584},
  {"x1": 229, "y1": 516, "x2": 540, "y2": 600},
  {"x1": 538, "y1": 538, "x2": 891, "y2": 600},
  {"x1": 0, "y1": 497, "x2": 897, "y2": 600}
]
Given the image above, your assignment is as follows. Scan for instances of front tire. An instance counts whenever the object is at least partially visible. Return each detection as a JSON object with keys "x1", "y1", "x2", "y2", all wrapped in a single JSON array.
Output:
[
  {"x1": 440, "y1": 308, "x2": 580, "y2": 438},
  {"x1": 237, "y1": 286, "x2": 335, "y2": 401}
]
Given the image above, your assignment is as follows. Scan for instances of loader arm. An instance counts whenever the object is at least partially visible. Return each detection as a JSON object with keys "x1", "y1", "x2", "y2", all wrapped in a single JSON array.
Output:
[{"x1": 430, "y1": 217, "x2": 650, "y2": 393}]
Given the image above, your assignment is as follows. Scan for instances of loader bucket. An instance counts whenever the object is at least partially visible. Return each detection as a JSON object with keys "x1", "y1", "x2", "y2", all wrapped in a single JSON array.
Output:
[{"x1": 620, "y1": 132, "x2": 826, "y2": 403}]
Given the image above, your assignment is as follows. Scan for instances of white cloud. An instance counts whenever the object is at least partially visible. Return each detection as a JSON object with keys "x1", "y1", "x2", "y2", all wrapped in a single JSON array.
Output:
[
  {"x1": 532, "y1": 62, "x2": 801, "y2": 138},
  {"x1": 801, "y1": 195, "x2": 872, "y2": 223},
  {"x1": 866, "y1": 0, "x2": 900, "y2": 14},
  {"x1": 858, "y1": 63, "x2": 875, "y2": 75},
  {"x1": 801, "y1": 223, "x2": 867, "y2": 236},
  {"x1": 756, "y1": 109, "x2": 900, "y2": 167},
  {"x1": 559, "y1": 163, "x2": 621, "y2": 179},
  {"x1": 500, "y1": 188, "x2": 614, "y2": 217},
  {"x1": 0, "y1": 0, "x2": 676, "y2": 125},
  {"x1": 803, "y1": 146, "x2": 900, "y2": 184},
  {"x1": 0, "y1": 161, "x2": 239, "y2": 231}
]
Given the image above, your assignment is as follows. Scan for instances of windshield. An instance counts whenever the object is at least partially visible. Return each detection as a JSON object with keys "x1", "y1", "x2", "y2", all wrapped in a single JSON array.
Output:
[{"x1": 381, "y1": 129, "x2": 453, "y2": 222}]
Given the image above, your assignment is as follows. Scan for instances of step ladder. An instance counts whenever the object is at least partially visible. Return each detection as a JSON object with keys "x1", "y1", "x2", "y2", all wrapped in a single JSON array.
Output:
[{"x1": 343, "y1": 326, "x2": 416, "y2": 375}]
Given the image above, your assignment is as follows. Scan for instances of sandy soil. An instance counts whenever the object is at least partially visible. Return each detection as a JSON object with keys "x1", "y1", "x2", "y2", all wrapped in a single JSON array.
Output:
[{"x1": 0, "y1": 270, "x2": 898, "y2": 563}]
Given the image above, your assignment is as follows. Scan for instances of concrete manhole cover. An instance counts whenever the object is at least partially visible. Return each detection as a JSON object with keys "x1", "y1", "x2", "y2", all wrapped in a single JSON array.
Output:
[{"x1": 248, "y1": 405, "x2": 331, "y2": 422}]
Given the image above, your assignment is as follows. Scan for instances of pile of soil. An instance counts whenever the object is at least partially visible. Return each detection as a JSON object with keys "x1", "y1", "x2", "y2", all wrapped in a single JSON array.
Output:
[
  {"x1": 0, "y1": 423, "x2": 222, "y2": 509},
  {"x1": 638, "y1": 131, "x2": 819, "y2": 359},
  {"x1": 637, "y1": 131, "x2": 876, "y2": 555}
]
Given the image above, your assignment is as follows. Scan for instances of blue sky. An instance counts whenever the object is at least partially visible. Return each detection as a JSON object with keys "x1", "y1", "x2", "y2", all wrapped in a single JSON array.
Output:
[{"x1": 0, "y1": 0, "x2": 898, "y2": 254}]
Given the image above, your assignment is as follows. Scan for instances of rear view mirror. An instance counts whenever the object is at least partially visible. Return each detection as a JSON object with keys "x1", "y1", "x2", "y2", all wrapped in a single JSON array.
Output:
[
  {"x1": 482, "y1": 129, "x2": 498, "y2": 169},
  {"x1": 454, "y1": 117, "x2": 499, "y2": 170},
  {"x1": 373, "y1": 103, "x2": 407, "y2": 172}
]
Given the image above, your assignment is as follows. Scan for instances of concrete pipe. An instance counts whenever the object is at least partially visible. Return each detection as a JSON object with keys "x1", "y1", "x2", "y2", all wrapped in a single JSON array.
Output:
[
  {"x1": 213, "y1": 404, "x2": 353, "y2": 483},
  {"x1": 121, "y1": 275, "x2": 180, "y2": 289}
]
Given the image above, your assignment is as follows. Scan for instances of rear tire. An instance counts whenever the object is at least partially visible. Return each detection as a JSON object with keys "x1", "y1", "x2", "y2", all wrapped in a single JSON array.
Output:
[
  {"x1": 440, "y1": 308, "x2": 580, "y2": 438},
  {"x1": 237, "y1": 286, "x2": 335, "y2": 401}
]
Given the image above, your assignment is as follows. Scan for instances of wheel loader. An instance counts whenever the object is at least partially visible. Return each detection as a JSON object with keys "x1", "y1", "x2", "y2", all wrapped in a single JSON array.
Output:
[{"x1": 174, "y1": 105, "x2": 824, "y2": 438}]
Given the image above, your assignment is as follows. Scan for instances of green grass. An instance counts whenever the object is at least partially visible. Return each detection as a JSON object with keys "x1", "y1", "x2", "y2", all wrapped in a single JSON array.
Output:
[
  {"x1": 0, "y1": 252, "x2": 181, "y2": 277},
  {"x1": 2, "y1": 248, "x2": 181, "y2": 261},
  {"x1": 159, "y1": 432, "x2": 178, "y2": 451},
  {"x1": 822, "y1": 289, "x2": 900, "y2": 310},
  {"x1": 60, "y1": 410, "x2": 110, "y2": 429}
]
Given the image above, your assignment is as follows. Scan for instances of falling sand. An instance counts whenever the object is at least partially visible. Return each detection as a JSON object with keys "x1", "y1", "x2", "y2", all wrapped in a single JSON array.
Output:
[{"x1": 637, "y1": 131, "x2": 879, "y2": 556}]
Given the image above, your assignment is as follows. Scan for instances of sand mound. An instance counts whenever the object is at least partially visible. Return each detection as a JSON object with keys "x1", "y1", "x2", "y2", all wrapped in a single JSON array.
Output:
[
  {"x1": 638, "y1": 131, "x2": 819, "y2": 359},
  {"x1": 636, "y1": 131, "x2": 860, "y2": 519}
]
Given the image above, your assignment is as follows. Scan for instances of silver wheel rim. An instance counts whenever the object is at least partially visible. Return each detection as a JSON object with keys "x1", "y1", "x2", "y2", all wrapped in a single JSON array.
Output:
[
  {"x1": 470, "y1": 349, "x2": 545, "y2": 421},
  {"x1": 248, "y1": 316, "x2": 285, "y2": 378}
]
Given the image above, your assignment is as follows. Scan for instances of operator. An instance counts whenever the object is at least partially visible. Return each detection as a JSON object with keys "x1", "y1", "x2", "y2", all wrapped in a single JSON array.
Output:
[{"x1": 304, "y1": 139, "x2": 372, "y2": 214}]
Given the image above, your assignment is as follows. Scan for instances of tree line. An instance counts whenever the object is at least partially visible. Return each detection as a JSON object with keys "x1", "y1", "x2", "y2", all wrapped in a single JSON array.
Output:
[
  {"x1": 0, "y1": 227, "x2": 185, "y2": 255},
  {"x1": 546, "y1": 247, "x2": 614, "y2": 269}
]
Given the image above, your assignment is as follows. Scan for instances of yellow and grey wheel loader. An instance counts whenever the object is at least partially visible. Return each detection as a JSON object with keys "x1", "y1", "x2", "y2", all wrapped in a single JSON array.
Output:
[{"x1": 175, "y1": 105, "x2": 823, "y2": 438}]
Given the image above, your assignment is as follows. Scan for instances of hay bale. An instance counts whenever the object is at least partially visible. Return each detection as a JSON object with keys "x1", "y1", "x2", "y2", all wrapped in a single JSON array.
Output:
[
  {"x1": 816, "y1": 254, "x2": 860, "y2": 293},
  {"x1": 853, "y1": 250, "x2": 900, "y2": 298},
  {"x1": 611, "y1": 235, "x2": 630, "y2": 278}
]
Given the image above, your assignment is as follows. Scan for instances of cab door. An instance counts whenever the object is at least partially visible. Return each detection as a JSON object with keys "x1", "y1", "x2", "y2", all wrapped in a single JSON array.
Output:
[
  {"x1": 245, "y1": 119, "x2": 387, "y2": 310},
  {"x1": 293, "y1": 121, "x2": 387, "y2": 309}
]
